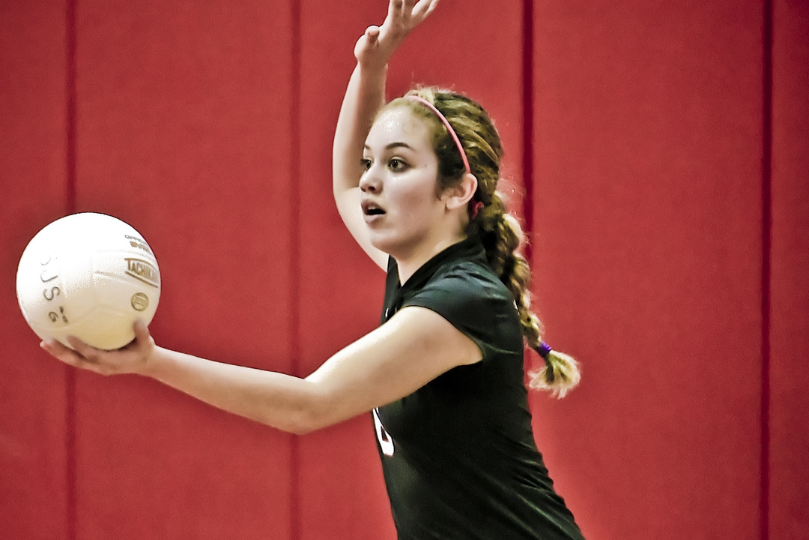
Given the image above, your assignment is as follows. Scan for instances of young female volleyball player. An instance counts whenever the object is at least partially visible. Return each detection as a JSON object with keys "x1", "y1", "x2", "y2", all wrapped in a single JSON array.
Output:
[{"x1": 41, "y1": 0, "x2": 584, "y2": 537}]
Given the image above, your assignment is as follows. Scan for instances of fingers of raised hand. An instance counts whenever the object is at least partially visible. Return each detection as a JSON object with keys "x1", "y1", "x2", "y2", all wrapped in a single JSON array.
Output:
[
  {"x1": 388, "y1": 0, "x2": 405, "y2": 18},
  {"x1": 412, "y1": 0, "x2": 439, "y2": 20},
  {"x1": 386, "y1": 0, "x2": 436, "y2": 36}
]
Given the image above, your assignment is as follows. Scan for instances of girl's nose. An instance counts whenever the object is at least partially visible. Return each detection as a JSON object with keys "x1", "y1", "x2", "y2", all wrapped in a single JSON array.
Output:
[{"x1": 359, "y1": 168, "x2": 381, "y2": 193}]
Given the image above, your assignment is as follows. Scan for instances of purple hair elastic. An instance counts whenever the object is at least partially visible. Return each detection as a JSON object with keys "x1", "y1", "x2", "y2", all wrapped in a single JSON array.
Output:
[
  {"x1": 535, "y1": 341, "x2": 553, "y2": 359},
  {"x1": 404, "y1": 95, "x2": 471, "y2": 175}
]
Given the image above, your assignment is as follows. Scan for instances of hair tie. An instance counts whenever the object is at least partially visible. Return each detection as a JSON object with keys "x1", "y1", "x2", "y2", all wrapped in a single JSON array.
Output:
[
  {"x1": 404, "y1": 95, "x2": 471, "y2": 175},
  {"x1": 535, "y1": 341, "x2": 553, "y2": 361}
]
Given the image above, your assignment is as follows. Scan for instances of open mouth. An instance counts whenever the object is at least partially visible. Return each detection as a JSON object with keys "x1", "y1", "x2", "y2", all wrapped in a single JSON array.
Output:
[{"x1": 361, "y1": 201, "x2": 386, "y2": 216}]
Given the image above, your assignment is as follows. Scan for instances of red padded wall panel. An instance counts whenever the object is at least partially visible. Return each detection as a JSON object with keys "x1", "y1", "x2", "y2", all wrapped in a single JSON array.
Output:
[
  {"x1": 72, "y1": 1, "x2": 295, "y2": 538},
  {"x1": 770, "y1": 1, "x2": 809, "y2": 538},
  {"x1": 0, "y1": 1, "x2": 71, "y2": 538},
  {"x1": 296, "y1": 1, "x2": 525, "y2": 538},
  {"x1": 532, "y1": 1, "x2": 763, "y2": 538}
]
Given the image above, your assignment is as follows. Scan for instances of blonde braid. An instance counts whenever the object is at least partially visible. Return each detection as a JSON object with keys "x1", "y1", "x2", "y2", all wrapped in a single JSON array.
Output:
[
  {"x1": 386, "y1": 88, "x2": 581, "y2": 397},
  {"x1": 479, "y1": 195, "x2": 580, "y2": 398}
]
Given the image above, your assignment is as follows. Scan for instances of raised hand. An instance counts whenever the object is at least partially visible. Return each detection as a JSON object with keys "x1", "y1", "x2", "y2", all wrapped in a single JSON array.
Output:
[
  {"x1": 354, "y1": 0, "x2": 440, "y2": 70},
  {"x1": 40, "y1": 320, "x2": 156, "y2": 377}
]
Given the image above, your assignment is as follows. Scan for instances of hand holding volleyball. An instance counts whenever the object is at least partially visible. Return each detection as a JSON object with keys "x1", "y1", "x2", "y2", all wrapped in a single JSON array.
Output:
[{"x1": 40, "y1": 320, "x2": 156, "y2": 377}]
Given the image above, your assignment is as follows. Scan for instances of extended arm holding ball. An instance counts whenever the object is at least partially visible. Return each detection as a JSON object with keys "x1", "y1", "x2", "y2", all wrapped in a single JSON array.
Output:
[
  {"x1": 39, "y1": 0, "x2": 461, "y2": 435},
  {"x1": 332, "y1": 0, "x2": 439, "y2": 270},
  {"x1": 41, "y1": 303, "x2": 480, "y2": 434}
]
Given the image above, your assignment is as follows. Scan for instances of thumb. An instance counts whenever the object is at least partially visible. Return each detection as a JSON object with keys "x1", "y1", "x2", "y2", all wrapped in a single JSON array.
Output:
[
  {"x1": 133, "y1": 320, "x2": 151, "y2": 342},
  {"x1": 365, "y1": 25, "x2": 380, "y2": 41}
]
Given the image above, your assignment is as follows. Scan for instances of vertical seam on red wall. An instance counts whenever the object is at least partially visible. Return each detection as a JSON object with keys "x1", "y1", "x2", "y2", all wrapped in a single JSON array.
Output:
[
  {"x1": 289, "y1": 0, "x2": 301, "y2": 539},
  {"x1": 761, "y1": 1, "x2": 773, "y2": 540},
  {"x1": 521, "y1": 0, "x2": 537, "y2": 407},
  {"x1": 65, "y1": 0, "x2": 77, "y2": 539},
  {"x1": 521, "y1": 0, "x2": 534, "y2": 262}
]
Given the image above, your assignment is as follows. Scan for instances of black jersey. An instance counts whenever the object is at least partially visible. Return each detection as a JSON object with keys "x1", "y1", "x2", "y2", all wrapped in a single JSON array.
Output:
[{"x1": 374, "y1": 237, "x2": 584, "y2": 540}]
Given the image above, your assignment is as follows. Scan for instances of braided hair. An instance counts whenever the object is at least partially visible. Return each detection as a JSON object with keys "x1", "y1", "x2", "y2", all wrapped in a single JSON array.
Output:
[{"x1": 386, "y1": 88, "x2": 580, "y2": 397}]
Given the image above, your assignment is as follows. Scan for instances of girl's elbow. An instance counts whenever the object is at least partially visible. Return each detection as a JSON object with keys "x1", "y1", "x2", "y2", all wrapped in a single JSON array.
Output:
[
  {"x1": 274, "y1": 394, "x2": 336, "y2": 435},
  {"x1": 281, "y1": 412, "x2": 332, "y2": 435},
  {"x1": 285, "y1": 420, "x2": 315, "y2": 436}
]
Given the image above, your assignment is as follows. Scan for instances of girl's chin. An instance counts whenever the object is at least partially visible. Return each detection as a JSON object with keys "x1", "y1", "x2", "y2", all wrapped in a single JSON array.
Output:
[
  {"x1": 369, "y1": 231, "x2": 402, "y2": 253},
  {"x1": 368, "y1": 235, "x2": 392, "y2": 253},
  {"x1": 369, "y1": 232, "x2": 426, "y2": 259}
]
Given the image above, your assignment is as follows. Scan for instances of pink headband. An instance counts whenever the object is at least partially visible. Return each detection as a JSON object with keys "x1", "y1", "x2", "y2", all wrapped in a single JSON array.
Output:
[{"x1": 404, "y1": 95, "x2": 471, "y2": 175}]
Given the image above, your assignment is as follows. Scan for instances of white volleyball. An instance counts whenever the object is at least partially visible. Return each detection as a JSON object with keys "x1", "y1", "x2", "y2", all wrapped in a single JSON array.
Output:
[{"x1": 16, "y1": 212, "x2": 160, "y2": 350}]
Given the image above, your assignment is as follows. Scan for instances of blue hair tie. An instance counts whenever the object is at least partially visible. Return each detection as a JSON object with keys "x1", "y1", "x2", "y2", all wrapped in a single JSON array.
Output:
[{"x1": 535, "y1": 341, "x2": 553, "y2": 360}]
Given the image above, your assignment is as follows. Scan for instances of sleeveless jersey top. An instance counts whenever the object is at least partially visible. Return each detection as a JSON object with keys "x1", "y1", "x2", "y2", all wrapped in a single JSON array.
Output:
[{"x1": 373, "y1": 237, "x2": 585, "y2": 540}]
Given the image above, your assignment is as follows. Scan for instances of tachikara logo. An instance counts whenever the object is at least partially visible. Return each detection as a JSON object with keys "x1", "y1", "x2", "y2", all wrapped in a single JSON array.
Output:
[
  {"x1": 125, "y1": 235, "x2": 153, "y2": 255},
  {"x1": 125, "y1": 258, "x2": 160, "y2": 288}
]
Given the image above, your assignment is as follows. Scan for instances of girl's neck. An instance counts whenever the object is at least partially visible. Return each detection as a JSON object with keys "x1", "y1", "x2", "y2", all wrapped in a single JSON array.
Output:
[{"x1": 394, "y1": 233, "x2": 467, "y2": 285}]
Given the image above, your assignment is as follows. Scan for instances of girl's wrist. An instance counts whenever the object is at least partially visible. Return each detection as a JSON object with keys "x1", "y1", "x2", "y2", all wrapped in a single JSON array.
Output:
[
  {"x1": 357, "y1": 61, "x2": 389, "y2": 77},
  {"x1": 139, "y1": 345, "x2": 164, "y2": 379}
]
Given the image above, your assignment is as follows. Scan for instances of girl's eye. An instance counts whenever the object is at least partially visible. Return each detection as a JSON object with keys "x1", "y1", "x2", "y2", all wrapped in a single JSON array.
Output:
[
  {"x1": 360, "y1": 158, "x2": 372, "y2": 170},
  {"x1": 389, "y1": 158, "x2": 408, "y2": 171}
]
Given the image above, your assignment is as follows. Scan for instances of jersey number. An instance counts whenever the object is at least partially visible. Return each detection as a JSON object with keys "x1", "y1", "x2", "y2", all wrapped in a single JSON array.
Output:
[{"x1": 373, "y1": 408, "x2": 395, "y2": 457}]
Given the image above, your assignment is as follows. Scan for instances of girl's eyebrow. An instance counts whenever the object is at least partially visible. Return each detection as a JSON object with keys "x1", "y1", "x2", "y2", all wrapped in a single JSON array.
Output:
[{"x1": 363, "y1": 142, "x2": 415, "y2": 151}]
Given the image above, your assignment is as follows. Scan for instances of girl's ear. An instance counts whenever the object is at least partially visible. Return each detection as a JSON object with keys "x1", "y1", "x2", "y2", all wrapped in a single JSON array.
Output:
[{"x1": 443, "y1": 173, "x2": 478, "y2": 212}]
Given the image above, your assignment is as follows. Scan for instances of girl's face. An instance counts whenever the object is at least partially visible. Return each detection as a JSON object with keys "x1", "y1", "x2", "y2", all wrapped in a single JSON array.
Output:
[{"x1": 361, "y1": 106, "x2": 449, "y2": 257}]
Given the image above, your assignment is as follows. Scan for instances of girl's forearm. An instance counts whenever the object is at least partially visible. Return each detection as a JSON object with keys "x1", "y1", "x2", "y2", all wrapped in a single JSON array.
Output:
[
  {"x1": 332, "y1": 63, "x2": 388, "y2": 195},
  {"x1": 145, "y1": 347, "x2": 322, "y2": 434}
]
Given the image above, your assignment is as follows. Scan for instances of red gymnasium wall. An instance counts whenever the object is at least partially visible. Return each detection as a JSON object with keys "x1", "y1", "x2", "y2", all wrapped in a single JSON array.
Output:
[
  {"x1": 1, "y1": 1, "x2": 806, "y2": 539},
  {"x1": 533, "y1": 1, "x2": 763, "y2": 538}
]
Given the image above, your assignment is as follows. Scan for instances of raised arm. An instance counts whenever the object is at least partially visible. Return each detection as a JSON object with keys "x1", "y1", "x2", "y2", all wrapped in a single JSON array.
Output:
[{"x1": 332, "y1": 0, "x2": 440, "y2": 270}]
